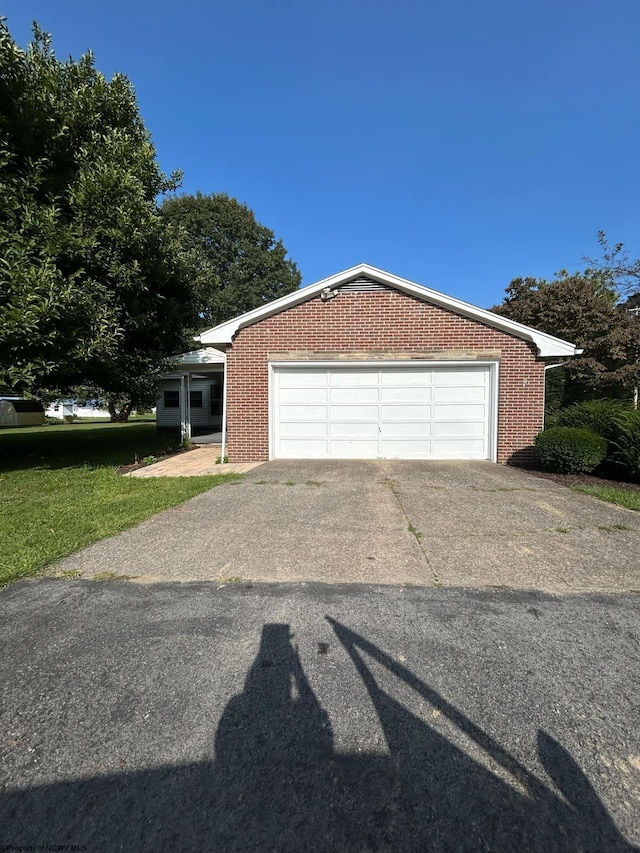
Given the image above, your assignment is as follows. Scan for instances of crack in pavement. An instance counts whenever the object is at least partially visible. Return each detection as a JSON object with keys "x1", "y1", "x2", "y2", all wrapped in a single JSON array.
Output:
[{"x1": 379, "y1": 462, "x2": 442, "y2": 587}]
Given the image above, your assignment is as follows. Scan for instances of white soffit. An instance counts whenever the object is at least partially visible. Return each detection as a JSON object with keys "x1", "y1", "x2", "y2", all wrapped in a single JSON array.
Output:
[{"x1": 197, "y1": 264, "x2": 578, "y2": 358}]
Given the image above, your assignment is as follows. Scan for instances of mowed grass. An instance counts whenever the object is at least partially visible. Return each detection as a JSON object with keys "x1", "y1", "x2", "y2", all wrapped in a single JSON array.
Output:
[
  {"x1": 573, "y1": 484, "x2": 640, "y2": 512},
  {"x1": 0, "y1": 421, "x2": 239, "y2": 585}
]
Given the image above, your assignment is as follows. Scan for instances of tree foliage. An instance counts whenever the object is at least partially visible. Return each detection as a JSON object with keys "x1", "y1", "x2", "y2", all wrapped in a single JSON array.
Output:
[
  {"x1": 492, "y1": 270, "x2": 640, "y2": 402},
  {"x1": 0, "y1": 19, "x2": 194, "y2": 405},
  {"x1": 160, "y1": 192, "x2": 301, "y2": 329}
]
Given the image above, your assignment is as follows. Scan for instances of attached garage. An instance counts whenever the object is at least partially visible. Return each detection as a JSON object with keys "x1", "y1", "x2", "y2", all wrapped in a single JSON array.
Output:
[
  {"x1": 197, "y1": 264, "x2": 579, "y2": 465},
  {"x1": 272, "y1": 363, "x2": 495, "y2": 460}
]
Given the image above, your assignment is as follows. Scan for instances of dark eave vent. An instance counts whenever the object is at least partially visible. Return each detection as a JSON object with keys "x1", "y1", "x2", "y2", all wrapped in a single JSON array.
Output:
[{"x1": 338, "y1": 277, "x2": 391, "y2": 293}]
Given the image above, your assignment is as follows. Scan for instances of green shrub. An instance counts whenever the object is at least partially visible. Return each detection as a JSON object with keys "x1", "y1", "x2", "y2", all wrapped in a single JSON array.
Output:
[
  {"x1": 535, "y1": 427, "x2": 608, "y2": 474},
  {"x1": 610, "y1": 411, "x2": 640, "y2": 480},
  {"x1": 555, "y1": 399, "x2": 629, "y2": 443}
]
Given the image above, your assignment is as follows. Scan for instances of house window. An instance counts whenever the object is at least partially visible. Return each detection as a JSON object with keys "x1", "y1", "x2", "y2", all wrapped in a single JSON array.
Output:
[
  {"x1": 164, "y1": 390, "x2": 179, "y2": 408},
  {"x1": 211, "y1": 375, "x2": 223, "y2": 416},
  {"x1": 190, "y1": 390, "x2": 203, "y2": 409}
]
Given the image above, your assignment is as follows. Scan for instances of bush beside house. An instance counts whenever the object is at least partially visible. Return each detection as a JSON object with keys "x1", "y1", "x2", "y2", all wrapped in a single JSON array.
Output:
[
  {"x1": 555, "y1": 399, "x2": 629, "y2": 442},
  {"x1": 535, "y1": 427, "x2": 607, "y2": 474},
  {"x1": 611, "y1": 413, "x2": 640, "y2": 479},
  {"x1": 536, "y1": 399, "x2": 640, "y2": 479}
]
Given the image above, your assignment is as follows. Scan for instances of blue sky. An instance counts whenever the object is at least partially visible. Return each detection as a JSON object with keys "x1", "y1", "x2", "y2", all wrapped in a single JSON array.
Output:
[{"x1": 5, "y1": 0, "x2": 640, "y2": 307}]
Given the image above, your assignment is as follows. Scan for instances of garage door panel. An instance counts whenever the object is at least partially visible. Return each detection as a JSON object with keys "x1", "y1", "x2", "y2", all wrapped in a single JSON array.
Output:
[
  {"x1": 380, "y1": 440, "x2": 431, "y2": 457},
  {"x1": 279, "y1": 387, "x2": 327, "y2": 404},
  {"x1": 432, "y1": 439, "x2": 486, "y2": 456},
  {"x1": 433, "y1": 369, "x2": 486, "y2": 385},
  {"x1": 330, "y1": 387, "x2": 378, "y2": 403},
  {"x1": 278, "y1": 370, "x2": 327, "y2": 387},
  {"x1": 380, "y1": 386, "x2": 431, "y2": 403},
  {"x1": 273, "y1": 365, "x2": 492, "y2": 460},
  {"x1": 433, "y1": 421, "x2": 486, "y2": 437},
  {"x1": 380, "y1": 404, "x2": 431, "y2": 420},
  {"x1": 433, "y1": 386, "x2": 486, "y2": 403},
  {"x1": 332, "y1": 422, "x2": 379, "y2": 438},
  {"x1": 330, "y1": 440, "x2": 379, "y2": 457},
  {"x1": 329, "y1": 405, "x2": 378, "y2": 420},
  {"x1": 280, "y1": 421, "x2": 328, "y2": 438},
  {"x1": 381, "y1": 370, "x2": 432, "y2": 386},
  {"x1": 279, "y1": 404, "x2": 327, "y2": 420},
  {"x1": 380, "y1": 421, "x2": 431, "y2": 438},
  {"x1": 433, "y1": 403, "x2": 486, "y2": 420},
  {"x1": 279, "y1": 439, "x2": 328, "y2": 457},
  {"x1": 330, "y1": 370, "x2": 378, "y2": 386}
]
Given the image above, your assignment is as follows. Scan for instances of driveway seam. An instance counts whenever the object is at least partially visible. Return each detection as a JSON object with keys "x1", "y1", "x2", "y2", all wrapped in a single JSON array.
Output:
[{"x1": 379, "y1": 462, "x2": 442, "y2": 587}]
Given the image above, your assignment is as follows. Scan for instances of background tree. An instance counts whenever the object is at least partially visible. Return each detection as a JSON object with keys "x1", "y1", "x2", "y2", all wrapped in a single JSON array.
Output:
[
  {"x1": 160, "y1": 192, "x2": 301, "y2": 329},
  {"x1": 65, "y1": 374, "x2": 165, "y2": 422},
  {"x1": 492, "y1": 269, "x2": 640, "y2": 407},
  {"x1": 585, "y1": 231, "x2": 640, "y2": 297},
  {"x1": 0, "y1": 19, "x2": 195, "y2": 416}
]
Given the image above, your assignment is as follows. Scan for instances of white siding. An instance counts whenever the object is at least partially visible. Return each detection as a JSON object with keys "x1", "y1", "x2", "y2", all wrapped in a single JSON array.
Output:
[{"x1": 156, "y1": 375, "x2": 222, "y2": 430}]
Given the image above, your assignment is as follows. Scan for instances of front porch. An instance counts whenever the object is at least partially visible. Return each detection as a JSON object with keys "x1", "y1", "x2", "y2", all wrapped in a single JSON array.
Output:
[
  {"x1": 191, "y1": 431, "x2": 223, "y2": 445},
  {"x1": 157, "y1": 348, "x2": 229, "y2": 457}
]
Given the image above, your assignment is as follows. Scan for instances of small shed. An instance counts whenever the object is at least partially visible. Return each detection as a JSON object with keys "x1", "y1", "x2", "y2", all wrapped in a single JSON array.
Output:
[{"x1": 0, "y1": 398, "x2": 46, "y2": 427}]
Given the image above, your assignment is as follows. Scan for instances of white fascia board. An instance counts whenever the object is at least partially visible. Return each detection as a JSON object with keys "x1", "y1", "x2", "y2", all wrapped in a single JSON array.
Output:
[
  {"x1": 197, "y1": 263, "x2": 578, "y2": 358},
  {"x1": 160, "y1": 372, "x2": 214, "y2": 380}
]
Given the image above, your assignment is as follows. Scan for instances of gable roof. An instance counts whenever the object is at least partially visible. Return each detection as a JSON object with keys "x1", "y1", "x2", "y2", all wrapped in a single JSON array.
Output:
[{"x1": 197, "y1": 263, "x2": 579, "y2": 358}]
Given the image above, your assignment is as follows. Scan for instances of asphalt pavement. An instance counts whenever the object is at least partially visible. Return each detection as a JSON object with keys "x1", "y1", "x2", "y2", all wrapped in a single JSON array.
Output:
[{"x1": 1, "y1": 578, "x2": 639, "y2": 852}]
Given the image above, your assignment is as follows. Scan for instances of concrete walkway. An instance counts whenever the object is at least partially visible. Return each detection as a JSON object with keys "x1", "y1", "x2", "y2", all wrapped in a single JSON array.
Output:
[
  {"x1": 191, "y1": 432, "x2": 223, "y2": 445},
  {"x1": 129, "y1": 445, "x2": 263, "y2": 477}
]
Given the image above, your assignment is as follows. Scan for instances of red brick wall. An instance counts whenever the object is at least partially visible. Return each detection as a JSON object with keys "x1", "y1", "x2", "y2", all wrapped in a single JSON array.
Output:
[{"x1": 225, "y1": 289, "x2": 545, "y2": 464}]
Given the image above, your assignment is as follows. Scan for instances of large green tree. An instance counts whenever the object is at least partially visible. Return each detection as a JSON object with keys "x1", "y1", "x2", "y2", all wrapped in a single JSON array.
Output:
[
  {"x1": 0, "y1": 19, "x2": 194, "y2": 408},
  {"x1": 492, "y1": 269, "x2": 640, "y2": 405},
  {"x1": 160, "y1": 192, "x2": 301, "y2": 329}
]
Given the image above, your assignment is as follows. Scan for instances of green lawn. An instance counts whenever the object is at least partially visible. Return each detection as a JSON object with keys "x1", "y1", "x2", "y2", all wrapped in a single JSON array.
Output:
[
  {"x1": 0, "y1": 421, "x2": 239, "y2": 585},
  {"x1": 573, "y1": 484, "x2": 640, "y2": 511}
]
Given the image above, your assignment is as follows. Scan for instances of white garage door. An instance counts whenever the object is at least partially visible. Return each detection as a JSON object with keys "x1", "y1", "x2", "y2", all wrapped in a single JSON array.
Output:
[{"x1": 272, "y1": 364, "x2": 494, "y2": 460}]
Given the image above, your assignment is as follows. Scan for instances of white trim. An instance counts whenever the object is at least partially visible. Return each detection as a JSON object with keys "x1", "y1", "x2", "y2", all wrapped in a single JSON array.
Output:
[
  {"x1": 269, "y1": 359, "x2": 499, "y2": 463},
  {"x1": 221, "y1": 362, "x2": 228, "y2": 462},
  {"x1": 490, "y1": 361, "x2": 499, "y2": 464},
  {"x1": 268, "y1": 362, "x2": 275, "y2": 461},
  {"x1": 198, "y1": 263, "x2": 578, "y2": 358},
  {"x1": 161, "y1": 368, "x2": 223, "y2": 380},
  {"x1": 179, "y1": 373, "x2": 192, "y2": 442}
]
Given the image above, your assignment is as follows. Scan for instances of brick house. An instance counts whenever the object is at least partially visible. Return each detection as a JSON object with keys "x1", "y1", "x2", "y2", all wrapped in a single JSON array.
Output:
[{"x1": 196, "y1": 264, "x2": 578, "y2": 464}]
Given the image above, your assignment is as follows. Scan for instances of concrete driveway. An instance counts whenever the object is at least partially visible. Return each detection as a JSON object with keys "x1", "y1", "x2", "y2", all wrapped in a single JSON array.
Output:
[{"x1": 55, "y1": 461, "x2": 640, "y2": 591}]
